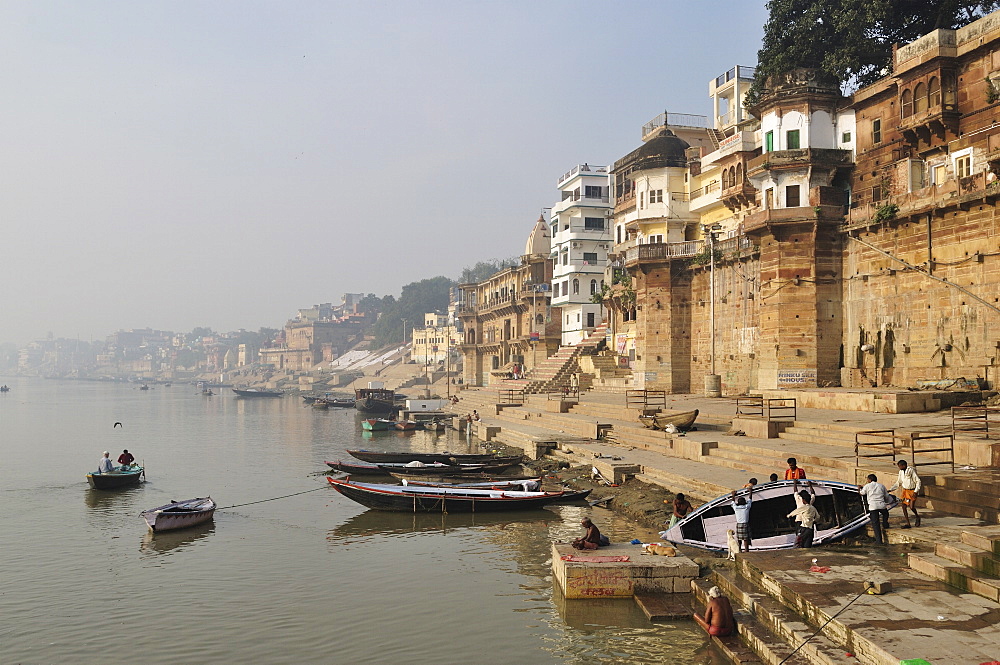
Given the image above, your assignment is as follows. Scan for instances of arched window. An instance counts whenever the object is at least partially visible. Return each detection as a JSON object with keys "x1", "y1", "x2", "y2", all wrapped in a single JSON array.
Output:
[
  {"x1": 572, "y1": 279, "x2": 580, "y2": 295},
  {"x1": 721, "y1": 169, "x2": 730, "y2": 190},
  {"x1": 914, "y1": 82, "x2": 927, "y2": 113},
  {"x1": 616, "y1": 225, "x2": 622, "y2": 244},
  {"x1": 901, "y1": 89, "x2": 913, "y2": 117},
  {"x1": 590, "y1": 279, "x2": 598, "y2": 294},
  {"x1": 536, "y1": 314, "x2": 544, "y2": 325},
  {"x1": 928, "y1": 77, "x2": 941, "y2": 107},
  {"x1": 736, "y1": 163, "x2": 744, "y2": 185}
]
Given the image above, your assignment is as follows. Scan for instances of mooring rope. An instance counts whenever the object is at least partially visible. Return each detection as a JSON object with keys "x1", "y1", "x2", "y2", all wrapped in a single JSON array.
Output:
[
  {"x1": 777, "y1": 590, "x2": 866, "y2": 664},
  {"x1": 216, "y1": 486, "x2": 327, "y2": 511}
]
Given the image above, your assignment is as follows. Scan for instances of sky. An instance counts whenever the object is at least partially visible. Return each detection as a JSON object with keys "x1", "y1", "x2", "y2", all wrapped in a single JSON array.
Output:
[{"x1": 0, "y1": 0, "x2": 768, "y2": 346}]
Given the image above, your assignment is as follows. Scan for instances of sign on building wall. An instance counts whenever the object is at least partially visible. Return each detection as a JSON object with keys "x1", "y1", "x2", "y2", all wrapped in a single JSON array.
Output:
[{"x1": 777, "y1": 369, "x2": 816, "y2": 386}]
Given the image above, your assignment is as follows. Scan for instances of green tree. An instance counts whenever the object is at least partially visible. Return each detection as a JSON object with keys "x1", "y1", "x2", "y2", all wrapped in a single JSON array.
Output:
[
  {"x1": 748, "y1": 0, "x2": 1000, "y2": 106},
  {"x1": 371, "y1": 277, "x2": 454, "y2": 348},
  {"x1": 189, "y1": 326, "x2": 215, "y2": 340},
  {"x1": 458, "y1": 257, "x2": 518, "y2": 284}
]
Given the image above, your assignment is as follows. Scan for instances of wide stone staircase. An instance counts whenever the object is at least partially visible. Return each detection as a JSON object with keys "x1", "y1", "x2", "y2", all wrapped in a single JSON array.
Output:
[{"x1": 908, "y1": 524, "x2": 1000, "y2": 603}]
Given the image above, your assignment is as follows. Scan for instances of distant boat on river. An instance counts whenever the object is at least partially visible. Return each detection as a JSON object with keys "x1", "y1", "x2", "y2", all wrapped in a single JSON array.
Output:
[
  {"x1": 233, "y1": 387, "x2": 283, "y2": 398},
  {"x1": 354, "y1": 387, "x2": 396, "y2": 413}
]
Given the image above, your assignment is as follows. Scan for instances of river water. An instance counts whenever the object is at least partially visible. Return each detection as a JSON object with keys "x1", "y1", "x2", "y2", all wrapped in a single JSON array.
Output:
[{"x1": 0, "y1": 378, "x2": 717, "y2": 664}]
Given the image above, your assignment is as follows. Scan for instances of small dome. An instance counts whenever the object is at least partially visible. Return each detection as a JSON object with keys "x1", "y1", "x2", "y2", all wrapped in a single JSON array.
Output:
[
  {"x1": 524, "y1": 214, "x2": 551, "y2": 256},
  {"x1": 614, "y1": 128, "x2": 690, "y2": 172}
]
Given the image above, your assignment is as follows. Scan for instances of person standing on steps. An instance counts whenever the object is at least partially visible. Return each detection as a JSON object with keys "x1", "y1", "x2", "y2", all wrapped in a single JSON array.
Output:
[
  {"x1": 890, "y1": 459, "x2": 922, "y2": 528},
  {"x1": 788, "y1": 490, "x2": 819, "y2": 548},
  {"x1": 859, "y1": 473, "x2": 891, "y2": 545},
  {"x1": 731, "y1": 486, "x2": 754, "y2": 552}
]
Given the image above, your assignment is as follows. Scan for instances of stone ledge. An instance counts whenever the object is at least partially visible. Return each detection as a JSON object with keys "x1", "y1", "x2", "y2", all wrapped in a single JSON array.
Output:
[{"x1": 552, "y1": 543, "x2": 698, "y2": 599}]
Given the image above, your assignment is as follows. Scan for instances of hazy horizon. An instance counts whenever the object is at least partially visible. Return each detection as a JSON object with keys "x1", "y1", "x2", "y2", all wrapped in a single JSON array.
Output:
[{"x1": 2, "y1": 1, "x2": 767, "y2": 346}]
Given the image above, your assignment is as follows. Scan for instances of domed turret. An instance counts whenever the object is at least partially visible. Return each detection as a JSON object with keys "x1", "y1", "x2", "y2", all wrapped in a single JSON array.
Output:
[{"x1": 524, "y1": 214, "x2": 551, "y2": 256}]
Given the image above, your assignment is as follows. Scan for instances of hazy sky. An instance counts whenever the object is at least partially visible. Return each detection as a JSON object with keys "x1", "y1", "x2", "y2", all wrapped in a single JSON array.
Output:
[{"x1": 1, "y1": 1, "x2": 767, "y2": 345}]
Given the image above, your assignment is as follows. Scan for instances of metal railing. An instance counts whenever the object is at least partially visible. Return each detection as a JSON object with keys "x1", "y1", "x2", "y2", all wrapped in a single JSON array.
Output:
[
  {"x1": 855, "y1": 429, "x2": 897, "y2": 467},
  {"x1": 558, "y1": 164, "x2": 609, "y2": 186},
  {"x1": 690, "y1": 181, "x2": 721, "y2": 200},
  {"x1": 625, "y1": 241, "x2": 702, "y2": 264},
  {"x1": 626, "y1": 389, "x2": 666, "y2": 409},
  {"x1": 952, "y1": 405, "x2": 1000, "y2": 439},
  {"x1": 642, "y1": 112, "x2": 710, "y2": 138},
  {"x1": 735, "y1": 396, "x2": 797, "y2": 420},
  {"x1": 497, "y1": 389, "x2": 525, "y2": 405},
  {"x1": 548, "y1": 386, "x2": 579, "y2": 400},
  {"x1": 855, "y1": 429, "x2": 955, "y2": 472}
]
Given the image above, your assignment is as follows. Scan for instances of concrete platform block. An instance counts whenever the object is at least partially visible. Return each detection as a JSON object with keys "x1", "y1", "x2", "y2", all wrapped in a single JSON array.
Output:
[
  {"x1": 732, "y1": 416, "x2": 789, "y2": 439},
  {"x1": 552, "y1": 543, "x2": 698, "y2": 599},
  {"x1": 591, "y1": 459, "x2": 641, "y2": 485}
]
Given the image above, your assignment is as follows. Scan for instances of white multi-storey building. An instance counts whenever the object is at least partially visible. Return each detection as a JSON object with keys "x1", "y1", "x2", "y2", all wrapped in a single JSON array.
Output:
[{"x1": 550, "y1": 164, "x2": 612, "y2": 345}]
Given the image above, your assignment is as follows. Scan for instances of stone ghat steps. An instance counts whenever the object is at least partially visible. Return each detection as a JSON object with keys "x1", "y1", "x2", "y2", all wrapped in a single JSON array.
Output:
[
  {"x1": 634, "y1": 470, "x2": 731, "y2": 504},
  {"x1": 703, "y1": 444, "x2": 855, "y2": 484},
  {"x1": 909, "y1": 526, "x2": 1000, "y2": 603},
  {"x1": 920, "y1": 491, "x2": 1000, "y2": 523},
  {"x1": 695, "y1": 571, "x2": 848, "y2": 665},
  {"x1": 570, "y1": 401, "x2": 732, "y2": 431}
]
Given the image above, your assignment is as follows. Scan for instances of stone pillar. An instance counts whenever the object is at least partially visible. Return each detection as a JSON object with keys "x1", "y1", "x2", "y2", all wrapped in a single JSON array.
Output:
[
  {"x1": 633, "y1": 262, "x2": 692, "y2": 392},
  {"x1": 755, "y1": 220, "x2": 842, "y2": 389}
]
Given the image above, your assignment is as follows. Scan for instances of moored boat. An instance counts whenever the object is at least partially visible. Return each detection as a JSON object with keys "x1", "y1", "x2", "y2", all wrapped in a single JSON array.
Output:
[
  {"x1": 354, "y1": 387, "x2": 396, "y2": 413},
  {"x1": 87, "y1": 464, "x2": 145, "y2": 489},
  {"x1": 361, "y1": 419, "x2": 394, "y2": 432},
  {"x1": 312, "y1": 400, "x2": 330, "y2": 409},
  {"x1": 660, "y1": 479, "x2": 877, "y2": 551},
  {"x1": 394, "y1": 420, "x2": 417, "y2": 431},
  {"x1": 141, "y1": 497, "x2": 217, "y2": 532},
  {"x1": 638, "y1": 409, "x2": 699, "y2": 431},
  {"x1": 233, "y1": 387, "x2": 283, "y2": 398},
  {"x1": 326, "y1": 478, "x2": 569, "y2": 513},
  {"x1": 325, "y1": 460, "x2": 458, "y2": 476},
  {"x1": 347, "y1": 450, "x2": 523, "y2": 465}
]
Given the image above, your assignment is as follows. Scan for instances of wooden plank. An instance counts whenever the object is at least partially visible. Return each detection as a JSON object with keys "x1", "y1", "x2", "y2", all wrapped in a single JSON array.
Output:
[{"x1": 633, "y1": 592, "x2": 692, "y2": 621}]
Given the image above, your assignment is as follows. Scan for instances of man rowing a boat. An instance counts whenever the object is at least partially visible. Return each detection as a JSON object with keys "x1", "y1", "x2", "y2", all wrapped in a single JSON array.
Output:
[{"x1": 118, "y1": 449, "x2": 135, "y2": 468}]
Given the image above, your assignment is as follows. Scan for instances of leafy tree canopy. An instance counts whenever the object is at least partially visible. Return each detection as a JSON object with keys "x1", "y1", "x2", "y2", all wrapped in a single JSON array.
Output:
[
  {"x1": 748, "y1": 0, "x2": 1000, "y2": 106},
  {"x1": 371, "y1": 276, "x2": 455, "y2": 348},
  {"x1": 458, "y1": 257, "x2": 519, "y2": 285}
]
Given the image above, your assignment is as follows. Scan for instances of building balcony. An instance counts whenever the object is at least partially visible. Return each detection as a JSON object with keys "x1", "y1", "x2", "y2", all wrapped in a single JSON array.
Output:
[
  {"x1": 701, "y1": 130, "x2": 759, "y2": 166},
  {"x1": 623, "y1": 240, "x2": 702, "y2": 267},
  {"x1": 747, "y1": 148, "x2": 853, "y2": 176},
  {"x1": 557, "y1": 164, "x2": 609, "y2": 187},
  {"x1": 742, "y1": 205, "x2": 846, "y2": 232},
  {"x1": 552, "y1": 194, "x2": 612, "y2": 216},
  {"x1": 721, "y1": 180, "x2": 757, "y2": 210},
  {"x1": 899, "y1": 104, "x2": 960, "y2": 148},
  {"x1": 711, "y1": 65, "x2": 756, "y2": 93},
  {"x1": 689, "y1": 181, "x2": 722, "y2": 212}
]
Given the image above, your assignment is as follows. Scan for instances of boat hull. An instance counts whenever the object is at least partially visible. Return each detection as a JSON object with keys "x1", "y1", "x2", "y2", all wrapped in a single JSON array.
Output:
[
  {"x1": 87, "y1": 466, "x2": 144, "y2": 489},
  {"x1": 233, "y1": 388, "x2": 282, "y2": 398},
  {"x1": 660, "y1": 479, "x2": 873, "y2": 551},
  {"x1": 639, "y1": 409, "x2": 699, "y2": 431},
  {"x1": 141, "y1": 497, "x2": 217, "y2": 532},
  {"x1": 361, "y1": 419, "x2": 393, "y2": 431},
  {"x1": 327, "y1": 478, "x2": 566, "y2": 513},
  {"x1": 347, "y1": 450, "x2": 521, "y2": 465}
]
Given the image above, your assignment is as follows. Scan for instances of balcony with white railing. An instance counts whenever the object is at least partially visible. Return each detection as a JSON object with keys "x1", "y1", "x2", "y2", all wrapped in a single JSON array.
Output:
[
  {"x1": 552, "y1": 193, "x2": 612, "y2": 215},
  {"x1": 689, "y1": 180, "x2": 722, "y2": 212},
  {"x1": 557, "y1": 164, "x2": 609, "y2": 187},
  {"x1": 641, "y1": 112, "x2": 710, "y2": 140},
  {"x1": 711, "y1": 65, "x2": 756, "y2": 92}
]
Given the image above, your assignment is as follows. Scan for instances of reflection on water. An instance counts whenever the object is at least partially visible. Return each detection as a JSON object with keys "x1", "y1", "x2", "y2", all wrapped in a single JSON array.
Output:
[
  {"x1": 140, "y1": 522, "x2": 216, "y2": 556},
  {"x1": 328, "y1": 508, "x2": 558, "y2": 543},
  {"x1": 84, "y1": 485, "x2": 146, "y2": 511}
]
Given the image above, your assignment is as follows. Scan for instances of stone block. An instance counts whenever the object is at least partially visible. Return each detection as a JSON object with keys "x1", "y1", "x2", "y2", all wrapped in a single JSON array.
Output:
[
  {"x1": 477, "y1": 425, "x2": 501, "y2": 441},
  {"x1": 732, "y1": 416, "x2": 789, "y2": 439},
  {"x1": 545, "y1": 399, "x2": 572, "y2": 413},
  {"x1": 591, "y1": 460, "x2": 641, "y2": 485},
  {"x1": 552, "y1": 543, "x2": 699, "y2": 599}
]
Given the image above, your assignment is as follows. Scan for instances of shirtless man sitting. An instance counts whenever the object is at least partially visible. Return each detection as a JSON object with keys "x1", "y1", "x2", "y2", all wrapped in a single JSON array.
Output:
[{"x1": 694, "y1": 586, "x2": 735, "y2": 637}]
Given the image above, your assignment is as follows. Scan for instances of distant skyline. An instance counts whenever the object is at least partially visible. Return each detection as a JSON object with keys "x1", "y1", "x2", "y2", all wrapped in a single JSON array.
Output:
[{"x1": 1, "y1": 1, "x2": 767, "y2": 345}]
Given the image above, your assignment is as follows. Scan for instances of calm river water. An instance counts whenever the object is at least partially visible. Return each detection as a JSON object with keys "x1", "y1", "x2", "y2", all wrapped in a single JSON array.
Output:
[{"x1": 0, "y1": 378, "x2": 718, "y2": 664}]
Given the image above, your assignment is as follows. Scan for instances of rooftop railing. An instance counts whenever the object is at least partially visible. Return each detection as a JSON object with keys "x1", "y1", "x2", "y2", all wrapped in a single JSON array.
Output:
[
  {"x1": 557, "y1": 164, "x2": 609, "y2": 186},
  {"x1": 642, "y1": 112, "x2": 709, "y2": 138},
  {"x1": 714, "y1": 65, "x2": 756, "y2": 89}
]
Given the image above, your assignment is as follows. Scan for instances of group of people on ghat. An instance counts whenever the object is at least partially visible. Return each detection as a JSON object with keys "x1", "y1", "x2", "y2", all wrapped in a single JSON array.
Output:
[{"x1": 97, "y1": 449, "x2": 136, "y2": 473}]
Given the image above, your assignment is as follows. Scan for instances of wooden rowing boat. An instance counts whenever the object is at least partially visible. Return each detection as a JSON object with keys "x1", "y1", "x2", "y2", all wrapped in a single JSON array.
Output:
[
  {"x1": 141, "y1": 497, "x2": 217, "y2": 532},
  {"x1": 347, "y1": 450, "x2": 523, "y2": 465},
  {"x1": 659, "y1": 479, "x2": 880, "y2": 551},
  {"x1": 638, "y1": 409, "x2": 699, "y2": 431},
  {"x1": 87, "y1": 464, "x2": 144, "y2": 489},
  {"x1": 326, "y1": 478, "x2": 569, "y2": 512}
]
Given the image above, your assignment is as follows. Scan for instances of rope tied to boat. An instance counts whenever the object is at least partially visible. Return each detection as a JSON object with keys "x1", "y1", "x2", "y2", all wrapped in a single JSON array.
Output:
[
  {"x1": 216, "y1": 486, "x2": 327, "y2": 511},
  {"x1": 777, "y1": 590, "x2": 866, "y2": 664}
]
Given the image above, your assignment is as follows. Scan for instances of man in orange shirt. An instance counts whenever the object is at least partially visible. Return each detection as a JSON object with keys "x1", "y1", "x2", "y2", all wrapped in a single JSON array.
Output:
[{"x1": 784, "y1": 457, "x2": 806, "y2": 480}]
